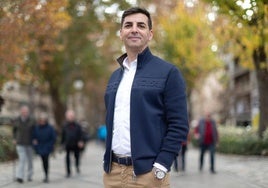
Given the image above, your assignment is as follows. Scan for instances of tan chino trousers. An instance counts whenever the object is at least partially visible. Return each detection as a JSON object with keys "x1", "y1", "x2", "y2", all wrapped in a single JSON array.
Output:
[{"x1": 103, "y1": 162, "x2": 170, "y2": 188}]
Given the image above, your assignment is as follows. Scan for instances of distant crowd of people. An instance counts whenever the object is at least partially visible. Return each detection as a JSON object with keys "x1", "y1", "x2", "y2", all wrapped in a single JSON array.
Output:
[{"x1": 12, "y1": 105, "x2": 88, "y2": 183}]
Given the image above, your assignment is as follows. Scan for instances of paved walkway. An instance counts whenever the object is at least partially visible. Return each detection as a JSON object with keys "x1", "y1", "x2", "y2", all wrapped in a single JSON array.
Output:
[{"x1": 0, "y1": 141, "x2": 267, "y2": 188}]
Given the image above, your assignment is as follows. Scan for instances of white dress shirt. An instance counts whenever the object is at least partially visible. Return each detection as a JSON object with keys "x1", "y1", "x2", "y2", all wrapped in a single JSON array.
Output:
[{"x1": 112, "y1": 58, "x2": 137, "y2": 156}]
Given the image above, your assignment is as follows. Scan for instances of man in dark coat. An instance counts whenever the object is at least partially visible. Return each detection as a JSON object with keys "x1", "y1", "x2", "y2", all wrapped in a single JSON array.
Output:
[{"x1": 61, "y1": 110, "x2": 84, "y2": 177}]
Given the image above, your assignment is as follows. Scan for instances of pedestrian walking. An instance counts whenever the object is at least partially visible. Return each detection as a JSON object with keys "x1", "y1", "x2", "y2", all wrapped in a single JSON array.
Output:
[
  {"x1": 32, "y1": 113, "x2": 56, "y2": 183},
  {"x1": 195, "y1": 112, "x2": 219, "y2": 174},
  {"x1": 61, "y1": 110, "x2": 84, "y2": 177},
  {"x1": 103, "y1": 7, "x2": 189, "y2": 188},
  {"x1": 173, "y1": 134, "x2": 189, "y2": 172},
  {"x1": 12, "y1": 105, "x2": 36, "y2": 183}
]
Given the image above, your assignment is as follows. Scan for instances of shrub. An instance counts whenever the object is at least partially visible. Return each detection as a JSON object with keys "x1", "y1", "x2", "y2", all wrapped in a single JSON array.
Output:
[
  {"x1": 0, "y1": 126, "x2": 17, "y2": 162},
  {"x1": 219, "y1": 126, "x2": 268, "y2": 155}
]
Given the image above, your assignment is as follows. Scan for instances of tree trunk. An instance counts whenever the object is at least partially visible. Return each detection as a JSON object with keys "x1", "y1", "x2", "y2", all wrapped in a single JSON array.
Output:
[
  {"x1": 0, "y1": 95, "x2": 4, "y2": 112},
  {"x1": 253, "y1": 45, "x2": 268, "y2": 138},
  {"x1": 48, "y1": 83, "x2": 66, "y2": 133},
  {"x1": 255, "y1": 70, "x2": 268, "y2": 138}
]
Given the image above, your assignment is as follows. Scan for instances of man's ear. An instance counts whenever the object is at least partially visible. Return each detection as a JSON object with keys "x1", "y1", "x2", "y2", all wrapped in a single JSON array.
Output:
[{"x1": 149, "y1": 30, "x2": 153, "y2": 41}]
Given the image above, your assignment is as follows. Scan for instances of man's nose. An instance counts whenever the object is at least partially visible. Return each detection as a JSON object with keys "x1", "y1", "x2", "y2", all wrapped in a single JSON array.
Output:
[{"x1": 130, "y1": 24, "x2": 138, "y2": 32}]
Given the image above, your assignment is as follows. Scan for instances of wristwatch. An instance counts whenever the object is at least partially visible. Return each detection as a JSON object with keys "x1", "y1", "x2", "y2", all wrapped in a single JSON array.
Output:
[{"x1": 154, "y1": 167, "x2": 166, "y2": 180}]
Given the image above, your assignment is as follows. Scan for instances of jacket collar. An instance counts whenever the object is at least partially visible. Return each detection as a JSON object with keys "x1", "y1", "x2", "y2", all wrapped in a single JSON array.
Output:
[{"x1": 116, "y1": 47, "x2": 152, "y2": 69}]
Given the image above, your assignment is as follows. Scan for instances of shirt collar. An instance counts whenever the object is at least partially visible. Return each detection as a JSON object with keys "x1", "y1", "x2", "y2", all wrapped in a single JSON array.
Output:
[{"x1": 122, "y1": 57, "x2": 137, "y2": 70}]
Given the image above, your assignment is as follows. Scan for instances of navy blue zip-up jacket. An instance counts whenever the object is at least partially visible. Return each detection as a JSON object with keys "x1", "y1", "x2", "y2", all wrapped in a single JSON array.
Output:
[
  {"x1": 32, "y1": 123, "x2": 56, "y2": 156},
  {"x1": 103, "y1": 47, "x2": 189, "y2": 175}
]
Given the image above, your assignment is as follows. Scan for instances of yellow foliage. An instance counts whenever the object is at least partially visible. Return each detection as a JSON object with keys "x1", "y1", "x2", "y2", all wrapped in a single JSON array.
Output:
[
  {"x1": 0, "y1": 0, "x2": 71, "y2": 84},
  {"x1": 157, "y1": 1, "x2": 222, "y2": 89}
]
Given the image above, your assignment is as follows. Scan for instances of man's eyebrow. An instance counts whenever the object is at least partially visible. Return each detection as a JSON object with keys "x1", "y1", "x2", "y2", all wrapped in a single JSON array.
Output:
[
  {"x1": 123, "y1": 21, "x2": 133, "y2": 25},
  {"x1": 123, "y1": 21, "x2": 146, "y2": 25},
  {"x1": 137, "y1": 22, "x2": 146, "y2": 25}
]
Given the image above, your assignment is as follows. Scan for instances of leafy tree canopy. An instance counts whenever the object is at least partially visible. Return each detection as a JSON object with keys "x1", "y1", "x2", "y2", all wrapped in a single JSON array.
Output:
[{"x1": 156, "y1": 1, "x2": 222, "y2": 91}]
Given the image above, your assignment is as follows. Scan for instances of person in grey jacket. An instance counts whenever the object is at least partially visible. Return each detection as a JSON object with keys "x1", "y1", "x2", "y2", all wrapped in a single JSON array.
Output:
[
  {"x1": 103, "y1": 7, "x2": 189, "y2": 188},
  {"x1": 13, "y1": 105, "x2": 36, "y2": 183}
]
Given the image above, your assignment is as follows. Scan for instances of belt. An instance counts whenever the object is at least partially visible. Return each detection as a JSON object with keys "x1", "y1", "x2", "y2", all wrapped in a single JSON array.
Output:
[{"x1": 112, "y1": 152, "x2": 132, "y2": 166}]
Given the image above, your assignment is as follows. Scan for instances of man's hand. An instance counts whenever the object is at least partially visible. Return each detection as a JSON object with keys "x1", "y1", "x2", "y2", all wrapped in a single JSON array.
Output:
[
  {"x1": 194, "y1": 133, "x2": 200, "y2": 139},
  {"x1": 78, "y1": 141, "x2": 84, "y2": 149},
  {"x1": 32, "y1": 139, "x2": 38, "y2": 145}
]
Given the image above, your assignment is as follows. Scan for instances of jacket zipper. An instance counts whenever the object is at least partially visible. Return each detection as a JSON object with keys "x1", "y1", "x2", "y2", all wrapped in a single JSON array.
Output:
[
  {"x1": 108, "y1": 150, "x2": 112, "y2": 173},
  {"x1": 132, "y1": 158, "x2": 136, "y2": 182}
]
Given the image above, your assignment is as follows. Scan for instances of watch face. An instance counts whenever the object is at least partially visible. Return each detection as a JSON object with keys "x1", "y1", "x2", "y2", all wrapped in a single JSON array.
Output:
[{"x1": 156, "y1": 170, "x2": 165, "y2": 179}]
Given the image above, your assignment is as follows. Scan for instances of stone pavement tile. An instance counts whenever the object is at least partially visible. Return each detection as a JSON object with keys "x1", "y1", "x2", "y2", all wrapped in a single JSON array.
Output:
[
  {"x1": 170, "y1": 170, "x2": 261, "y2": 188},
  {"x1": 0, "y1": 142, "x2": 105, "y2": 188},
  {"x1": 1, "y1": 142, "x2": 267, "y2": 188},
  {"x1": 170, "y1": 148, "x2": 268, "y2": 188},
  {"x1": 0, "y1": 161, "x2": 16, "y2": 187},
  {"x1": 217, "y1": 153, "x2": 268, "y2": 188}
]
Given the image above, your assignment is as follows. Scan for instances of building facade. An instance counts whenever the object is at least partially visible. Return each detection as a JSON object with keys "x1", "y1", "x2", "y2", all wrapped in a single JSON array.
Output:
[{"x1": 224, "y1": 55, "x2": 259, "y2": 127}]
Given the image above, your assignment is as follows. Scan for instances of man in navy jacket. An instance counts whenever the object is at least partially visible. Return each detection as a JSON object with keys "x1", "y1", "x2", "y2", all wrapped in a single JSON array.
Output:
[{"x1": 103, "y1": 7, "x2": 189, "y2": 188}]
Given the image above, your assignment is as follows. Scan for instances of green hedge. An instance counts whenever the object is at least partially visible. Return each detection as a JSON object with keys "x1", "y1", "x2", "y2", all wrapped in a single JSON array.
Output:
[
  {"x1": 192, "y1": 126, "x2": 268, "y2": 156},
  {"x1": 217, "y1": 126, "x2": 268, "y2": 155},
  {"x1": 0, "y1": 126, "x2": 17, "y2": 162}
]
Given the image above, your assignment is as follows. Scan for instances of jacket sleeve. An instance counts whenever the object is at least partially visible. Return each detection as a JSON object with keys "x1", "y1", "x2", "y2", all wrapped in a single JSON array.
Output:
[
  {"x1": 155, "y1": 66, "x2": 189, "y2": 170},
  {"x1": 32, "y1": 126, "x2": 39, "y2": 153},
  {"x1": 32, "y1": 126, "x2": 37, "y2": 140},
  {"x1": 48, "y1": 126, "x2": 57, "y2": 153},
  {"x1": 77, "y1": 124, "x2": 84, "y2": 142},
  {"x1": 61, "y1": 126, "x2": 65, "y2": 145},
  {"x1": 12, "y1": 119, "x2": 18, "y2": 140}
]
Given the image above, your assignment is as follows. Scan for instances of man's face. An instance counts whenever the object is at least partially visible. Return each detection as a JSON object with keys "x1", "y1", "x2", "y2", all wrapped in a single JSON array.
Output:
[
  {"x1": 66, "y1": 111, "x2": 75, "y2": 122},
  {"x1": 20, "y1": 107, "x2": 29, "y2": 118},
  {"x1": 38, "y1": 118, "x2": 46, "y2": 125},
  {"x1": 120, "y1": 13, "x2": 153, "y2": 52}
]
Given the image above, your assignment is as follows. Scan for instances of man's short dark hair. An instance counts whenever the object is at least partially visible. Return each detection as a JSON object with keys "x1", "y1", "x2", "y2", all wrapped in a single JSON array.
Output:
[{"x1": 121, "y1": 7, "x2": 152, "y2": 30}]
